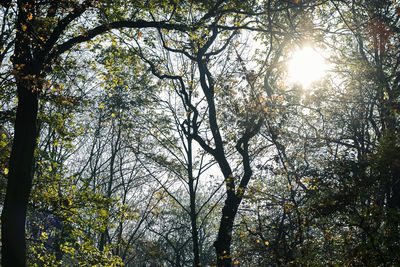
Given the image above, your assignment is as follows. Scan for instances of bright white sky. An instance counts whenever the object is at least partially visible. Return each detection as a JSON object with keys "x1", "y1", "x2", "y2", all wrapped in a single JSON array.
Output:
[{"x1": 286, "y1": 46, "x2": 329, "y2": 88}]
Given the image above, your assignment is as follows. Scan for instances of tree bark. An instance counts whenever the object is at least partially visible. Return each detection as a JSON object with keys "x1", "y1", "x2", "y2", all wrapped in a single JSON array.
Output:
[
  {"x1": 187, "y1": 135, "x2": 201, "y2": 266},
  {"x1": 1, "y1": 74, "x2": 39, "y2": 267},
  {"x1": 1, "y1": 2, "x2": 41, "y2": 264},
  {"x1": 214, "y1": 195, "x2": 240, "y2": 266}
]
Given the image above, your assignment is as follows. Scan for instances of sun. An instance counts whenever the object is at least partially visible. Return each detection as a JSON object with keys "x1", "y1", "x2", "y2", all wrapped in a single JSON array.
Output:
[{"x1": 287, "y1": 46, "x2": 328, "y2": 88}]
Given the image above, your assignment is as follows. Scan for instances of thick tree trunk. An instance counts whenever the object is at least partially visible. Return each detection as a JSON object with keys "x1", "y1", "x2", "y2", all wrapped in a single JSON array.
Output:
[
  {"x1": 214, "y1": 196, "x2": 240, "y2": 266},
  {"x1": 1, "y1": 5, "x2": 40, "y2": 264},
  {"x1": 1, "y1": 80, "x2": 39, "y2": 266}
]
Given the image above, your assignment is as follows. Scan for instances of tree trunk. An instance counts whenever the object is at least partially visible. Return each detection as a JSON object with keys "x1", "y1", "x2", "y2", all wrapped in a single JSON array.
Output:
[
  {"x1": 1, "y1": 7, "x2": 40, "y2": 264},
  {"x1": 1, "y1": 79, "x2": 39, "y2": 266},
  {"x1": 214, "y1": 195, "x2": 240, "y2": 266},
  {"x1": 187, "y1": 136, "x2": 201, "y2": 266}
]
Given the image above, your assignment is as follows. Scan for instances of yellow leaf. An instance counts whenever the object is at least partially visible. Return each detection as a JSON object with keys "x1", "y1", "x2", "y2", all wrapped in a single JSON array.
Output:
[
  {"x1": 100, "y1": 209, "x2": 108, "y2": 217},
  {"x1": 27, "y1": 13, "x2": 33, "y2": 20},
  {"x1": 265, "y1": 241, "x2": 269, "y2": 245},
  {"x1": 4, "y1": 168, "x2": 8, "y2": 175},
  {"x1": 384, "y1": 91, "x2": 389, "y2": 100},
  {"x1": 21, "y1": 25, "x2": 27, "y2": 31},
  {"x1": 111, "y1": 113, "x2": 115, "y2": 117}
]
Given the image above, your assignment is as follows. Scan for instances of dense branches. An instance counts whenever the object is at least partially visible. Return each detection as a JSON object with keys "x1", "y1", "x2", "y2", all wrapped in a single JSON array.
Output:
[{"x1": 0, "y1": 0, "x2": 399, "y2": 266}]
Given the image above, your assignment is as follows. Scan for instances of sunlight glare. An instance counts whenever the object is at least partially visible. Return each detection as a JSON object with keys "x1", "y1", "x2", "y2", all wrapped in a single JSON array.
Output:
[{"x1": 287, "y1": 46, "x2": 328, "y2": 88}]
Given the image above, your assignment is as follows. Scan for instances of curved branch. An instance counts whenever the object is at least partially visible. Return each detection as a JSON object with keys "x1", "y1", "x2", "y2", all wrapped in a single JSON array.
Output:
[{"x1": 47, "y1": 20, "x2": 193, "y2": 64}]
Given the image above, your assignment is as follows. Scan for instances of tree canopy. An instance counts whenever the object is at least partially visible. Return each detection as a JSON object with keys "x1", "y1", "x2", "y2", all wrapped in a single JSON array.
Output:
[{"x1": 0, "y1": 0, "x2": 399, "y2": 266}]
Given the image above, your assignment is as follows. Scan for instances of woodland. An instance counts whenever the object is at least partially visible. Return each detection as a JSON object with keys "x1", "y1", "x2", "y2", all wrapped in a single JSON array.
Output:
[{"x1": 0, "y1": 0, "x2": 399, "y2": 266}]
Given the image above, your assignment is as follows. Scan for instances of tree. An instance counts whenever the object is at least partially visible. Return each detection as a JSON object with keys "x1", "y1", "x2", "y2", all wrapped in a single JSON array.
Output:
[
  {"x1": 0, "y1": 1, "x2": 257, "y2": 265},
  {"x1": 3, "y1": 0, "x2": 398, "y2": 265},
  {"x1": 233, "y1": 0, "x2": 400, "y2": 264},
  {"x1": 132, "y1": 21, "x2": 267, "y2": 265}
]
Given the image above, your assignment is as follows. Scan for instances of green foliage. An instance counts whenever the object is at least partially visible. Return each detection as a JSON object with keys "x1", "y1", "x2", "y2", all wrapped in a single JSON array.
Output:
[{"x1": 1, "y1": 0, "x2": 400, "y2": 265}]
